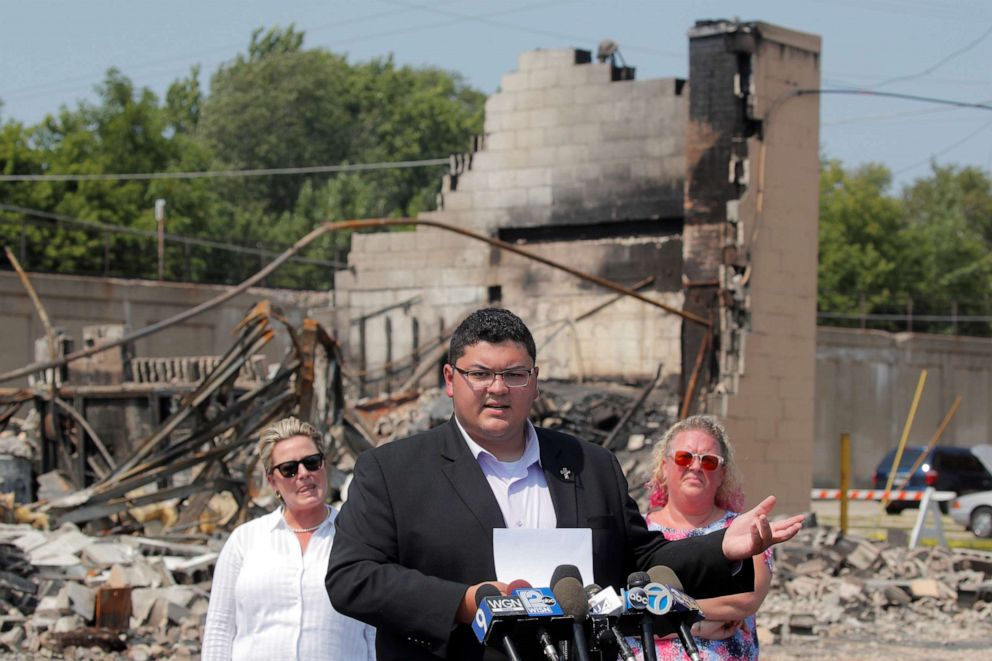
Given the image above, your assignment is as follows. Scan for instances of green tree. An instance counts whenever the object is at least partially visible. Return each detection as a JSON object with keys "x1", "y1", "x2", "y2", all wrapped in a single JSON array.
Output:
[
  {"x1": 1, "y1": 69, "x2": 228, "y2": 279},
  {"x1": 817, "y1": 159, "x2": 907, "y2": 313},
  {"x1": 818, "y1": 160, "x2": 992, "y2": 336},
  {"x1": 900, "y1": 164, "x2": 992, "y2": 334},
  {"x1": 194, "y1": 25, "x2": 484, "y2": 285},
  {"x1": 198, "y1": 26, "x2": 356, "y2": 215}
]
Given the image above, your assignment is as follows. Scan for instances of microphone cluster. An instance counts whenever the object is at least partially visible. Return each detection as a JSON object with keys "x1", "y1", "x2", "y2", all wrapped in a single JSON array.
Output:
[{"x1": 471, "y1": 564, "x2": 705, "y2": 661}]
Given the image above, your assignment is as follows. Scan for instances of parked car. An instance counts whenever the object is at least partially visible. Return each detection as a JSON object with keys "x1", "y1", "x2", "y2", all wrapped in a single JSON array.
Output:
[
  {"x1": 871, "y1": 446, "x2": 992, "y2": 514},
  {"x1": 949, "y1": 490, "x2": 992, "y2": 538}
]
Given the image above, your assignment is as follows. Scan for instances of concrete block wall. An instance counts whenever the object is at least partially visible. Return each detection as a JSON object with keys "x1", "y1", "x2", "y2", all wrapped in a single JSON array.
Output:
[
  {"x1": 441, "y1": 48, "x2": 687, "y2": 233},
  {"x1": 332, "y1": 24, "x2": 822, "y2": 515},
  {"x1": 815, "y1": 328, "x2": 992, "y2": 488},
  {"x1": 334, "y1": 47, "x2": 694, "y2": 388},
  {"x1": 699, "y1": 22, "x2": 822, "y2": 515},
  {"x1": 0, "y1": 271, "x2": 326, "y2": 386},
  {"x1": 493, "y1": 236, "x2": 684, "y2": 382}
]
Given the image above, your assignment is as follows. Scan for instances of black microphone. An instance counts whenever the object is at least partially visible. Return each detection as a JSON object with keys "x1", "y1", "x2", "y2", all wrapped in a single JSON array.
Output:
[
  {"x1": 628, "y1": 571, "x2": 657, "y2": 661},
  {"x1": 507, "y1": 579, "x2": 559, "y2": 661},
  {"x1": 551, "y1": 575, "x2": 592, "y2": 661},
  {"x1": 596, "y1": 622, "x2": 636, "y2": 661},
  {"x1": 473, "y1": 584, "x2": 524, "y2": 661},
  {"x1": 646, "y1": 566, "x2": 702, "y2": 661},
  {"x1": 550, "y1": 563, "x2": 583, "y2": 587}
]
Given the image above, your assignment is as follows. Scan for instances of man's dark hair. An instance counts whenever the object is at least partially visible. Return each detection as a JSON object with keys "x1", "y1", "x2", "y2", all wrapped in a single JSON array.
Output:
[{"x1": 448, "y1": 308, "x2": 537, "y2": 365}]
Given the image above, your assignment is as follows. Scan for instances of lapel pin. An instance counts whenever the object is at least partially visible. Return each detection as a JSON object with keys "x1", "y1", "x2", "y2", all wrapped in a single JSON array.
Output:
[{"x1": 560, "y1": 467, "x2": 573, "y2": 481}]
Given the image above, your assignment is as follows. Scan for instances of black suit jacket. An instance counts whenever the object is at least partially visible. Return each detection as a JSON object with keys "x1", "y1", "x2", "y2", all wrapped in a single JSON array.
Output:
[{"x1": 326, "y1": 419, "x2": 753, "y2": 660}]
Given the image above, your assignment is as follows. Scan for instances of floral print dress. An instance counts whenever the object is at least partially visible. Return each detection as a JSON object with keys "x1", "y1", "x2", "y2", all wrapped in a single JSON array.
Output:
[{"x1": 628, "y1": 511, "x2": 773, "y2": 661}]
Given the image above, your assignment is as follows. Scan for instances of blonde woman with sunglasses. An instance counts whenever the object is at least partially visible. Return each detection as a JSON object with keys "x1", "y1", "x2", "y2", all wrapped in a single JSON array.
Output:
[
  {"x1": 202, "y1": 417, "x2": 375, "y2": 661},
  {"x1": 638, "y1": 415, "x2": 773, "y2": 661}
]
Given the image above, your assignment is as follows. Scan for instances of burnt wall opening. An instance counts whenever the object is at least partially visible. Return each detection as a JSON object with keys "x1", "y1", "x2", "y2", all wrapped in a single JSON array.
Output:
[{"x1": 498, "y1": 218, "x2": 683, "y2": 244}]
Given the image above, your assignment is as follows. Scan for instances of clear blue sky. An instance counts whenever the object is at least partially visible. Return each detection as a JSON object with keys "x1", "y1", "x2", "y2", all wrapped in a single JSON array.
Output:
[{"x1": 3, "y1": 0, "x2": 991, "y2": 190}]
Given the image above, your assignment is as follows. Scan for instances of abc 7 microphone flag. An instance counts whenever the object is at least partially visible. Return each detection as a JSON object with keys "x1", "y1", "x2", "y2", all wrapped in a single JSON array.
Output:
[{"x1": 625, "y1": 582, "x2": 700, "y2": 617}]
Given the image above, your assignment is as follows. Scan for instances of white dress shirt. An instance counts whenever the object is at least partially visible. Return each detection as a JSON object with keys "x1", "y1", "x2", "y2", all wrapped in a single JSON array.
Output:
[
  {"x1": 456, "y1": 418, "x2": 557, "y2": 529},
  {"x1": 202, "y1": 507, "x2": 376, "y2": 661}
]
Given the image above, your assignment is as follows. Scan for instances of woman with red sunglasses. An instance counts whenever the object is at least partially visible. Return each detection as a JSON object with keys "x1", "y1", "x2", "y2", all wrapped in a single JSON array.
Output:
[
  {"x1": 636, "y1": 415, "x2": 773, "y2": 661},
  {"x1": 202, "y1": 416, "x2": 375, "y2": 660}
]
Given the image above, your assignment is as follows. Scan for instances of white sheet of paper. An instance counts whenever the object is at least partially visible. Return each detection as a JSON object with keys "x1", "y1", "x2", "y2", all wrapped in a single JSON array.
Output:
[{"x1": 493, "y1": 528, "x2": 593, "y2": 587}]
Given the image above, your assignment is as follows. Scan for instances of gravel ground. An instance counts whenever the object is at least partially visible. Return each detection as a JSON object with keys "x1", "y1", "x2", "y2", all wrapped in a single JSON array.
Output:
[{"x1": 763, "y1": 635, "x2": 990, "y2": 660}]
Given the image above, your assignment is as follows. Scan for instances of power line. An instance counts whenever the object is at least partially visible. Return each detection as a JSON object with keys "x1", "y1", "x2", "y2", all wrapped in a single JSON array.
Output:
[
  {"x1": 0, "y1": 1, "x2": 557, "y2": 107},
  {"x1": 0, "y1": 2, "x2": 463, "y2": 102},
  {"x1": 892, "y1": 116, "x2": 992, "y2": 175},
  {"x1": 379, "y1": 0, "x2": 682, "y2": 58},
  {"x1": 0, "y1": 203, "x2": 343, "y2": 268},
  {"x1": 0, "y1": 157, "x2": 449, "y2": 183},
  {"x1": 870, "y1": 23, "x2": 992, "y2": 89},
  {"x1": 794, "y1": 88, "x2": 992, "y2": 112}
]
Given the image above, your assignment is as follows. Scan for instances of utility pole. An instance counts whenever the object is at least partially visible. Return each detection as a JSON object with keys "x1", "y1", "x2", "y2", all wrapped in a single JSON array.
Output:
[{"x1": 155, "y1": 199, "x2": 166, "y2": 280}]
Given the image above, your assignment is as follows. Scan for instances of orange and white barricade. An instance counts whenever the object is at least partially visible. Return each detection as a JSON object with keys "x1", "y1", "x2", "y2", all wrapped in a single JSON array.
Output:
[{"x1": 810, "y1": 487, "x2": 952, "y2": 548}]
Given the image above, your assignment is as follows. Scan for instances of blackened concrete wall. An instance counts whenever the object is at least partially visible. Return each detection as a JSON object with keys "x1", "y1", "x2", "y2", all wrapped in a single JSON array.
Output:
[
  {"x1": 333, "y1": 21, "x2": 821, "y2": 514},
  {"x1": 693, "y1": 21, "x2": 821, "y2": 513},
  {"x1": 333, "y1": 48, "x2": 692, "y2": 388}
]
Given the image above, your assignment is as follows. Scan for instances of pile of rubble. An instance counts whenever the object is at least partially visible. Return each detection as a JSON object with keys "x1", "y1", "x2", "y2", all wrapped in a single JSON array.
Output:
[
  {"x1": 0, "y1": 520, "x2": 225, "y2": 659},
  {"x1": 3, "y1": 517, "x2": 991, "y2": 658},
  {"x1": 761, "y1": 524, "x2": 992, "y2": 645},
  {"x1": 355, "y1": 380, "x2": 676, "y2": 501}
]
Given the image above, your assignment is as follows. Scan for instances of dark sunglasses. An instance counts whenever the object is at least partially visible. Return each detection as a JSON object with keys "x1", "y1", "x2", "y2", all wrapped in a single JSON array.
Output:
[
  {"x1": 270, "y1": 453, "x2": 324, "y2": 478},
  {"x1": 670, "y1": 450, "x2": 724, "y2": 471}
]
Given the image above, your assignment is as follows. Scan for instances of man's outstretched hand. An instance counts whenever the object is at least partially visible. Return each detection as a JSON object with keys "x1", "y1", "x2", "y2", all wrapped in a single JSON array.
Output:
[{"x1": 722, "y1": 495, "x2": 804, "y2": 561}]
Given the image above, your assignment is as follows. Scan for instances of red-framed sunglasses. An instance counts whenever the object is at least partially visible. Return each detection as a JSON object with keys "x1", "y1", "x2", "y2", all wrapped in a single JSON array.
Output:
[{"x1": 669, "y1": 450, "x2": 724, "y2": 471}]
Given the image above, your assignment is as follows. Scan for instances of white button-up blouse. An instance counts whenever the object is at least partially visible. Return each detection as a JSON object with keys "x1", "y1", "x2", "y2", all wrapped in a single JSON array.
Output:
[{"x1": 202, "y1": 507, "x2": 376, "y2": 660}]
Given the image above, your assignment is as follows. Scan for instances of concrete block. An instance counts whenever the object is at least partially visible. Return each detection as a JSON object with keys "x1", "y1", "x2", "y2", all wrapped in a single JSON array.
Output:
[
  {"x1": 515, "y1": 127, "x2": 548, "y2": 150},
  {"x1": 484, "y1": 131, "x2": 516, "y2": 152},
  {"x1": 513, "y1": 89, "x2": 548, "y2": 111},
  {"x1": 528, "y1": 186, "x2": 553, "y2": 206},
  {"x1": 485, "y1": 92, "x2": 515, "y2": 114},
  {"x1": 516, "y1": 167, "x2": 551, "y2": 187},
  {"x1": 517, "y1": 49, "x2": 578, "y2": 71},
  {"x1": 544, "y1": 86, "x2": 575, "y2": 107},
  {"x1": 570, "y1": 123, "x2": 608, "y2": 146},
  {"x1": 29, "y1": 530, "x2": 92, "y2": 565},
  {"x1": 334, "y1": 270, "x2": 355, "y2": 292},
  {"x1": 61, "y1": 582, "x2": 95, "y2": 621},
  {"x1": 527, "y1": 67, "x2": 560, "y2": 90},
  {"x1": 485, "y1": 169, "x2": 518, "y2": 190},
  {"x1": 52, "y1": 614, "x2": 84, "y2": 633},
  {"x1": 442, "y1": 286, "x2": 485, "y2": 306},
  {"x1": 499, "y1": 72, "x2": 529, "y2": 93},
  {"x1": 558, "y1": 63, "x2": 612, "y2": 86},
  {"x1": 441, "y1": 190, "x2": 473, "y2": 211},
  {"x1": 571, "y1": 83, "x2": 621, "y2": 106},
  {"x1": 82, "y1": 542, "x2": 133, "y2": 568},
  {"x1": 553, "y1": 144, "x2": 591, "y2": 165},
  {"x1": 148, "y1": 597, "x2": 190, "y2": 627},
  {"x1": 518, "y1": 108, "x2": 556, "y2": 130}
]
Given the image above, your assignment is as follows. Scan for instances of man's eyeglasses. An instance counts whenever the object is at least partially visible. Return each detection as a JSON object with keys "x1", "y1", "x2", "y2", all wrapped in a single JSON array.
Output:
[
  {"x1": 669, "y1": 450, "x2": 725, "y2": 471},
  {"x1": 452, "y1": 366, "x2": 535, "y2": 389},
  {"x1": 270, "y1": 453, "x2": 325, "y2": 478}
]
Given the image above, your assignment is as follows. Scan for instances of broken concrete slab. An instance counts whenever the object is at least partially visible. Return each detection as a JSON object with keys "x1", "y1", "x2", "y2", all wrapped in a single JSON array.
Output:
[
  {"x1": 82, "y1": 542, "x2": 134, "y2": 568},
  {"x1": 59, "y1": 582, "x2": 94, "y2": 621},
  {"x1": 147, "y1": 598, "x2": 190, "y2": 627}
]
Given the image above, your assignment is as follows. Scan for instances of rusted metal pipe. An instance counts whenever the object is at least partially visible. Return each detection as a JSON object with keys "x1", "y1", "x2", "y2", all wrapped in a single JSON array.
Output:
[{"x1": 679, "y1": 326, "x2": 712, "y2": 419}]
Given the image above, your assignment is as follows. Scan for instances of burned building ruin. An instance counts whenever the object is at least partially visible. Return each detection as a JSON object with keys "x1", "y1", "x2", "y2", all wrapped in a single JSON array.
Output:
[{"x1": 331, "y1": 20, "x2": 822, "y2": 512}]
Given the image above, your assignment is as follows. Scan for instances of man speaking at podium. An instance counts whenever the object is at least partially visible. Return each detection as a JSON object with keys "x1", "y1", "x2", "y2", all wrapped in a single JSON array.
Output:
[{"x1": 327, "y1": 308, "x2": 803, "y2": 660}]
